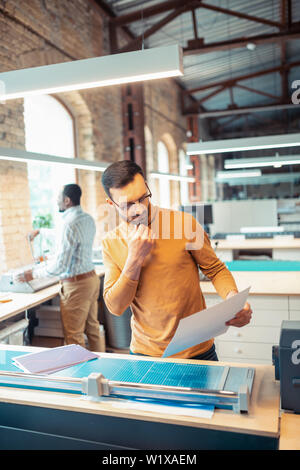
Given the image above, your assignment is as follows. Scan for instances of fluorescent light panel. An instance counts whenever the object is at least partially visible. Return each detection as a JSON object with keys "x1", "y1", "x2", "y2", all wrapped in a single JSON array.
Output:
[
  {"x1": 240, "y1": 226, "x2": 284, "y2": 233},
  {"x1": 0, "y1": 147, "x2": 109, "y2": 172},
  {"x1": 0, "y1": 46, "x2": 183, "y2": 100},
  {"x1": 216, "y1": 169, "x2": 262, "y2": 179},
  {"x1": 185, "y1": 155, "x2": 193, "y2": 170},
  {"x1": 186, "y1": 133, "x2": 300, "y2": 155},
  {"x1": 216, "y1": 172, "x2": 300, "y2": 186},
  {"x1": 150, "y1": 171, "x2": 195, "y2": 182},
  {"x1": 225, "y1": 154, "x2": 300, "y2": 169}
]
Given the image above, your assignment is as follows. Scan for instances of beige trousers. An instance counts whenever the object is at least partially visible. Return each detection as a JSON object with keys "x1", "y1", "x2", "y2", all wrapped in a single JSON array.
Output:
[{"x1": 60, "y1": 273, "x2": 101, "y2": 352}]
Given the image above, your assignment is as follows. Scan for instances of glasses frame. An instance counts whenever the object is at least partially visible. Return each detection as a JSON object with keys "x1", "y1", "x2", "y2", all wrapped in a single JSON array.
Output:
[{"x1": 110, "y1": 182, "x2": 152, "y2": 212}]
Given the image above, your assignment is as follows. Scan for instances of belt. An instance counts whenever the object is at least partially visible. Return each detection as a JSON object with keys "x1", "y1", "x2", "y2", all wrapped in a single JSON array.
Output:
[{"x1": 62, "y1": 270, "x2": 95, "y2": 283}]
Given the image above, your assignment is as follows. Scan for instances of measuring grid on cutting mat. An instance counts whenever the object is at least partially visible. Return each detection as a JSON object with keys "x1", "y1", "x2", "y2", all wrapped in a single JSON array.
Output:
[{"x1": 53, "y1": 357, "x2": 226, "y2": 390}]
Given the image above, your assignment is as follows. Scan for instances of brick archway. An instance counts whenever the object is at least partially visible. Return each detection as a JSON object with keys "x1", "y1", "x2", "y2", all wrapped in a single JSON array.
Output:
[{"x1": 53, "y1": 91, "x2": 105, "y2": 247}]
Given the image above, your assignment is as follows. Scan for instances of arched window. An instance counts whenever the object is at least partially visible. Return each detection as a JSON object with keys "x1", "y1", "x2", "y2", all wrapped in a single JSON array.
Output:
[
  {"x1": 157, "y1": 141, "x2": 170, "y2": 208},
  {"x1": 24, "y1": 95, "x2": 76, "y2": 229},
  {"x1": 179, "y1": 149, "x2": 189, "y2": 205}
]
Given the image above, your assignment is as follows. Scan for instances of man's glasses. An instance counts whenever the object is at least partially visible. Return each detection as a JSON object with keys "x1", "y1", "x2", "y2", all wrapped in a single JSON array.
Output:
[{"x1": 111, "y1": 182, "x2": 152, "y2": 212}]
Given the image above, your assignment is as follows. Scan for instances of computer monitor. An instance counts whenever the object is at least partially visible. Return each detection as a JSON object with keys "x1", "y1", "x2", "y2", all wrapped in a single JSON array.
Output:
[{"x1": 179, "y1": 204, "x2": 213, "y2": 226}]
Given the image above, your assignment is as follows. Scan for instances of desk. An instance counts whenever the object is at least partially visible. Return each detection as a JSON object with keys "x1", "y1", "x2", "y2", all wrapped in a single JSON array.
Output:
[
  {"x1": 279, "y1": 413, "x2": 300, "y2": 450},
  {"x1": 0, "y1": 345, "x2": 280, "y2": 450},
  {"x1": 201, "y1": 270, "x2": 300, "y2": 365},
  {"x1": 0, "y1": 284, "x2": 60, "y2": 323},
  {"x1": 213, "y1": 238, "x2": 300, "y2": 261},
  {"x1": 201, "y1": 270, "x2": 300, "y2": 297},
  {"x1": 0, "y1": 266, "x2": 105, "y2": 324}
]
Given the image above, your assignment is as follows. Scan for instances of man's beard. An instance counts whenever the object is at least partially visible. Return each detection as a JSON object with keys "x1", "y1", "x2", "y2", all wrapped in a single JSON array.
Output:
[
  {"x1": 125, "y1": 207, "x2": 149, "y2": 226},
  {"x1": 129, "y1": 212, "x2": 148, "y2": 225}
]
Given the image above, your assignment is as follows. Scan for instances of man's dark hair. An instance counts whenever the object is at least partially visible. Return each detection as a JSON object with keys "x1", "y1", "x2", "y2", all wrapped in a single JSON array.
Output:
[
  {"x1": 102, "y1": 161, "x2": 144, "y2": 198},
  {"x1": 63, "y1": 184, "x2": 82, "y2": 206}
]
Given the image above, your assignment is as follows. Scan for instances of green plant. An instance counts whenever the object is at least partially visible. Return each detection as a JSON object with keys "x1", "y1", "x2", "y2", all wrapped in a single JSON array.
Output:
[{"x1": 32, "y1": 213, "x2": 53, "y2": 229}]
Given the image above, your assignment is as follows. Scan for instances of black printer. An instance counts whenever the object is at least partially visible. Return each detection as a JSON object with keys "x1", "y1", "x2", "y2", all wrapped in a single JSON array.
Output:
[{"x1": 272, "y1": 320, "x2": 300, "y2": 413}]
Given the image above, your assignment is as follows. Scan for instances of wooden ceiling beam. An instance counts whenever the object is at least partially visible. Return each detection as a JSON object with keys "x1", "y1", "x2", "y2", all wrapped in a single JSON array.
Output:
[
  {"x1": 92, "y1": 0, "x2": 135, "y2": 40},
  {"x1": 112, "y1": 0, "x2": 284, "y2": 30},
  {"x1": 111, "y1": 0, "x2": 201, "y2": 26},
  {"x1": 115, "y1": 5, "x2": 189, "y2": 53},
  {"x1": 212, "y1": 113, "x2": 249, "y2": 133},
  {"x1": 199, "y1": 2, "x2": 284, "y2": 30},
  {"x1": 184, "y1": 60, "x2": 300, "y2": 96},
  {"x1": 234, "y1": 84, "x2": 281, "y2": 101},
  {"x1": 185, "y1": 102, "x2": 298, "y2": 118},
  {"x1": 197, "y1": 85, "x2": 228, "y2": 104},
  {"x1": 183, "y1": 28, "x2": 300, "y2": 56}
]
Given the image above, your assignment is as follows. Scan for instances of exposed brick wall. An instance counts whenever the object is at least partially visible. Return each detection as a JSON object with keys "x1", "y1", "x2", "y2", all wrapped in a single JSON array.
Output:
[
  {"x1": 144, "y1": 79, "x2": 188, "y2": 209},
  {"x1": 0, "y1": 0, "x2": 124, "y2": 273},
  {"x1": 0, "y1": 0, "x2": 191, "y2": 275},
  {"x1": 0, "y1": 0, "x2": 105, "y2": 62},
  {"x1": 0, "y1": 100, "x2": 33, "y2": 271}
]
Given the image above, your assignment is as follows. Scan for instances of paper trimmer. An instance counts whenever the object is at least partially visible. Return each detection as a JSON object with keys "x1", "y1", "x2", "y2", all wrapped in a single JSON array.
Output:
[{"x1": 0, "y1": 354, "x2": 255, "y2": 413}]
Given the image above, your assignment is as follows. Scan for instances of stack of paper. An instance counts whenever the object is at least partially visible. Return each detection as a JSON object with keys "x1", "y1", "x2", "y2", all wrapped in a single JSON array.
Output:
[{"x1": 13, "y1": 344, "x2": 98, "y2": 375}]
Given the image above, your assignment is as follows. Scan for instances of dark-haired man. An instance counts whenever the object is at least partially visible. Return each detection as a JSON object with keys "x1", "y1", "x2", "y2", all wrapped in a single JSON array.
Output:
[
  {"x1": 101, "y1": 161, "x2": 252, "y2": 360},
  {"x1": 17, "y1": 184, "x2": 102, "y2": 351}
]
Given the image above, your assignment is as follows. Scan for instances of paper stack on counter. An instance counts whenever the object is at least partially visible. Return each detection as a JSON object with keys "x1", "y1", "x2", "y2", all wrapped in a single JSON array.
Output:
[{"x1": 13, "y1": 344, "x2": 98, "y2": 375}]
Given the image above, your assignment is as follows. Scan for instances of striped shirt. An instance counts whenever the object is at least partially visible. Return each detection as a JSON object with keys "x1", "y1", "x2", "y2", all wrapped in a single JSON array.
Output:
[{"x1": 33, "y1": 206, "x2": 96, "y2": 280}]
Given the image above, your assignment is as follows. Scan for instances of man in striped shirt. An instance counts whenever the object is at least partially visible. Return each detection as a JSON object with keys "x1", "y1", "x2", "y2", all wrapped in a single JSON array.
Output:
[{"x1": 18, "y1": 184, "x2": 102, "y2": 351}]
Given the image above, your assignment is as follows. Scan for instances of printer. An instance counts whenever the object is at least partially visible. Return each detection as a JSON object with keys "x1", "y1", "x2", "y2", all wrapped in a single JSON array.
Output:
[{"x1": 273, "y1": 320, "x2": 300, "y2": 413}]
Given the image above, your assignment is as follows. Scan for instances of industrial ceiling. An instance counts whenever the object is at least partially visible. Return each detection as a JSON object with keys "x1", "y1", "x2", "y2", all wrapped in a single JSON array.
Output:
[{"x1": 98, "y1": 0, "x2": 300, "y2": 138}]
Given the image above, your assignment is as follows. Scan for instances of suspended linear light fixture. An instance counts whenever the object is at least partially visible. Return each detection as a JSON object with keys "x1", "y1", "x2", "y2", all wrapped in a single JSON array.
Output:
[
  {"x1": 215, "y1": 169, "x2": 262, "y2": 180},
  {"x1": 216, "y1": 172, "x2": 300, "y2": 186},
  {"x1": 186, "y1": 133, "x2": 300, "y2": 155},
  {"x1": 150, "y1": 171, "x2": 196, "y2": 183},
  {"x1": 0, "y1": 147, "x2": 109, "y2": 172},
  {"x1": 224, "y1": 153, "x2": 300, "y2": 169},
  {"x1": 185, "y1": 155, "x2": 194, "y2": 170},
  {"x1": 0, "y1": 46, "x2": 183, "y2": 101}
]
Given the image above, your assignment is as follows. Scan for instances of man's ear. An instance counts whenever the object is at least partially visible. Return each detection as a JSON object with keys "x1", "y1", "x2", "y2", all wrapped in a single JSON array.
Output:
[{"x1": 64, "y1": 196, "x2": 72, "y2": 207}]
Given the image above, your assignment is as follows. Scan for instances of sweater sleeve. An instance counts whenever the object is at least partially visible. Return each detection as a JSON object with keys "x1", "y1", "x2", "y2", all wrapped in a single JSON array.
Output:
[
  {"x1": 101, "y1": 238, "x2": 139, "y2": 316},
  {"x1": 188, "y1": 219, "x2": 238, "y2": 299}
]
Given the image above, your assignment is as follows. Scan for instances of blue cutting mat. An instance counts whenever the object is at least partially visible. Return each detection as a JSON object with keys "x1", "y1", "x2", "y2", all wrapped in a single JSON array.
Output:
[
  {"x1": 0, "y1": 351, "x2": 252, "y2": 396},
  {"x1": 225, "y1": 260, "x2": 300, "y2": 271},
  {"x1": 0, "y1": 351, "x2": 221, "y2": 412},
  {"x1": 0, "y1": 350, "x2": 29, "y2": 371},
  {"x1": 1, "y1": 350, "x2": 224, "y2": 391},
  {"x1": 53, "y1": 356, "x2": 226, "y2": 390}
]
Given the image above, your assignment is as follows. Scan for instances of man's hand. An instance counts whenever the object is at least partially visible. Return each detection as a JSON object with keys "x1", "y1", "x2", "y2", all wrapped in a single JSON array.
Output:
[
  {"x1": 27, "y1": 229, "x2": 40, "y2": 242},
  {"x1": 14, "y1": 269, "x2": 34, "y2": 283},
  {"x1": 127, "y1": 224, "x2": 155, "y2": 263},
  {"x1": 225, "y1": 291, "x2": 252, "y2": 328},
  {"x1": 124, "y1": 224, "x2": 155, "y2": 281}
]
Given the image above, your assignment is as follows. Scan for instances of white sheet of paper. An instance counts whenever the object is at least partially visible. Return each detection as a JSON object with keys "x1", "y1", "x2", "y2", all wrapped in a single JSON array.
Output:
[
  {"x1": 111, "y1": 400, "x2": 215, "y2": 419},
  {"x1": 13, "y1": 344, "x2": 98, "y2": 374},
  {"x1": 162, "y1": 287, "x2": 251, "y2": 358}
]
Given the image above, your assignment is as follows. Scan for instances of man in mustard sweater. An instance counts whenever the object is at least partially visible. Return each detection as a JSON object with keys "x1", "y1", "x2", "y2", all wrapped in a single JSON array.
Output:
[{"x1": 101, "y1": 161, "x2": 252, "y2": 360}]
